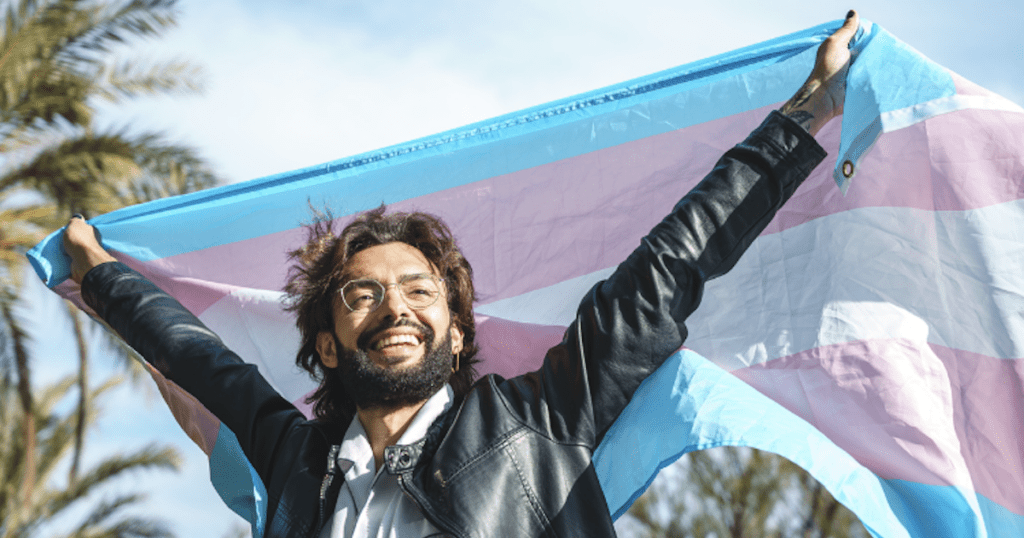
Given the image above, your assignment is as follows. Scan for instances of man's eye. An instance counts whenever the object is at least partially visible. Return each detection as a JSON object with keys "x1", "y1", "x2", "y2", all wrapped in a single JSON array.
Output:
[{"x1": 346, "y1": 287, "x2": 379, "y2": 307}]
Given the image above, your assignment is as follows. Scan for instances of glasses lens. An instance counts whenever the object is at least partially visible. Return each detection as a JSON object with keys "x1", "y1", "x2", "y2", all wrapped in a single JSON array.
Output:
[
  {"x1": 400, "y1": 275, "x2": 441, "y2": 309},
  {"x1": 342, "y1": 279, "x2": 384, "y2": 312}
]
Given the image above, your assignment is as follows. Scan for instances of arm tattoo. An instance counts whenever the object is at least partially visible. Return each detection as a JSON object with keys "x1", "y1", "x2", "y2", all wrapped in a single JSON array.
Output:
[
  {"x1": 784, "y1": 110, "x2": 815, "y2": 131},
  {"x1": 785, "y1": 85, "x2": 815, "y2": 111}
]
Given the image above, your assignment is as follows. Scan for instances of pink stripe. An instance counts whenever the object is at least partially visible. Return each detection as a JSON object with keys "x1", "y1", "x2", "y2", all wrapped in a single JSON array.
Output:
[
  {"x1": 953, "y1": 71, "x2": 998, "y2": 97},
  {"x1": 137, "y1": 101, "x2": 1023, "y2": 312},
  {"x1": 292, "y1": 392, "x2": 315, "y2": 421},
  {"x1": 474, "y1": 315, "x2": 566, "y2": 378},
  {"x1": 58, "y1": 255, "x2": 234, "y2": 327},
  {"x1": 56, "y1": 279, "x2": 93, "y2": 317},
  {"x1": 144, "y1": 362, "x2": 221, "y2": 456},
  {"x1": 769, "y1": 107, "x2": 1024, "y2": 235},
  {"x1": 100, "y1": 254, "x2": 234, "y2": 316},
  {"x1": 733, "y1": 339, "x2": 1024, "y2": 516}
]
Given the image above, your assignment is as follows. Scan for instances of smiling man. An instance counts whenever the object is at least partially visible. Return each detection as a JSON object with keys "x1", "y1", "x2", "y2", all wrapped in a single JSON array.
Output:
[{"x1": 62, "y1": 11, "x2": 860, "y2": 538}]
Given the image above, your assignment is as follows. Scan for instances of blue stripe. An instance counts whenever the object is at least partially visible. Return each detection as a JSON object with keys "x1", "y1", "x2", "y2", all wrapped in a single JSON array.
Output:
[
  {"x1": 209, "y1": 424, "x2": 268, "y2": 538},
  {"x1": 879, "y1": 479, "x2": 1024, "y2": 538},
  {"x1": 28, "y1": 20, "x2": 848, "y2": 287}
]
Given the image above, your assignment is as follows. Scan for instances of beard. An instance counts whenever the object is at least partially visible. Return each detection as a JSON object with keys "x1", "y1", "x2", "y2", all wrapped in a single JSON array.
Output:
[{"x1": 333, "y1": 318, "x2": 453, "y2": 411}]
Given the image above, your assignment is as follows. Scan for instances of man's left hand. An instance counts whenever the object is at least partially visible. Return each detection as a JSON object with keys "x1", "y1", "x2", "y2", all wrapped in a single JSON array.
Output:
[{"x1": 780, "y1": 10, "x2": 860, "y2": 135}]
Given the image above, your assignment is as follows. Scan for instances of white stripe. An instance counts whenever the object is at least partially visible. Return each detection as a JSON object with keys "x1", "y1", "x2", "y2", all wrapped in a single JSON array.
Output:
[
  {"x1": 474, "y1": 267, "x2": 615, "y2": 325},
  {"x1": 198, "y1": 288, "x2": 314, "y2": 402},
  {"x1": 881, "y1": 94, "x2": 1024, "y2": 133}
]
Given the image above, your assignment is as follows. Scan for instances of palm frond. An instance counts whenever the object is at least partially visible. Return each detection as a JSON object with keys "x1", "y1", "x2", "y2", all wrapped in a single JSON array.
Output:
[
  {"x1": 0, "y1": 372, "x2": 180, "y2": 537},
  {"x1": 0, "y1": 0, "x2": 190, "y2": 144},
  {"x1": 98, "y1": 58, "x2": 203, "y2": 101},
  {"x1": 0, "y1": 129, "x2": 218, "y2": 210},
  {"x1": 70, "y1": 0, "x2": 179, "y2": 55},
  {"x1": 44, "y1": 443, "x2": 180, "y2": 517},
  {"x1": 80, "y1": 517, "x2": 175, "y2": 538}
]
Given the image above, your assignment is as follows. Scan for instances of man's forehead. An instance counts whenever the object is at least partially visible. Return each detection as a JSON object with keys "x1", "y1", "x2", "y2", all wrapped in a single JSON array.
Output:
[{"x1": 340, "y1": 242, "x2": 438, "y2": 281}]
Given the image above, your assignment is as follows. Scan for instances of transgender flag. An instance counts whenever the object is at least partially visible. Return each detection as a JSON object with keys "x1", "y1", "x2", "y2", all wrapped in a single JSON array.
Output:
[{"x1": 29, "y1": 19, "x2": 1024, "y2": 538}]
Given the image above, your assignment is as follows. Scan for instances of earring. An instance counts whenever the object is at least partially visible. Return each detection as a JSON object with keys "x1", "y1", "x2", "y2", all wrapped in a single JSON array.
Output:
[{"x1": 453, "y1": 352, "x2": 460, "y2": 373}]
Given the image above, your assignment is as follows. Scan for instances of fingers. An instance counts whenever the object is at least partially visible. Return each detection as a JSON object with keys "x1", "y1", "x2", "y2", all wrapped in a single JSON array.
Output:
[
  {"x1": 832, "y1": 10, "x2": 859, "y2": 47},
  {"x1": 818, "y1": 10, "x2": 859, "y2": 66},
  {"x1": 63, "y1": 218, "x2": 117, "y2": 284},
  {"x1": 63, "y1": 216, "x2": 95, "y2": 252}
]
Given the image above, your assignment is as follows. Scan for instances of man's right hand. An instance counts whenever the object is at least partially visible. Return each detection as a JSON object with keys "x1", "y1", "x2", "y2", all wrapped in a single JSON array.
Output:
[{"x1": 63, "y1": 216, "x2": 117, "y2": 284}]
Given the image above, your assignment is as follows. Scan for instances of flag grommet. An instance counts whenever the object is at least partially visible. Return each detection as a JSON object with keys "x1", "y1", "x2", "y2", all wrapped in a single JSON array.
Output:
[{"x1": 842, "y1": 160, "x2": 855, "y2": 178}]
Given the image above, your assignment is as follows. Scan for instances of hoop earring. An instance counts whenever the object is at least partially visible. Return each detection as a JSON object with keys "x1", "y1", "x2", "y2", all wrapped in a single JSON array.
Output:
[{"x1": 453, "y1": 352, "x2": 460, "y2": 373}]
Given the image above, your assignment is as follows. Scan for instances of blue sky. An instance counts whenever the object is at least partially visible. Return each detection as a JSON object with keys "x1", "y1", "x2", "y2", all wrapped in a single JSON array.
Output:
[{"x1": 29, "y1": 1, "x2": 1022, "y2": 536}]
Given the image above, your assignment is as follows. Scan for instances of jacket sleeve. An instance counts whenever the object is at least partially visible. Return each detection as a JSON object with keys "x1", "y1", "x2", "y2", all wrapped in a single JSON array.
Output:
[
  {"x1": 80, "y1": 264, "x2": 308, "y2": 486},
  {"x1": 504, "y1": 110, "x2": 828, "y2": 447}
]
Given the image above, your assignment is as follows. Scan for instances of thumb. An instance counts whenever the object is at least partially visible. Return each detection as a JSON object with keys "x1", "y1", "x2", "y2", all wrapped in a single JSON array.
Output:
[{"x1": 833, "y1": 10, "x2": 860, "y2": 47}]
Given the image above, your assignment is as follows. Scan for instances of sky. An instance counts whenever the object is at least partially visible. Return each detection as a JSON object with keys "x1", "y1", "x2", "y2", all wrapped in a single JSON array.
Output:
[{"x1": 26, "y1": 0, "x2": 1022, "y2": 537}]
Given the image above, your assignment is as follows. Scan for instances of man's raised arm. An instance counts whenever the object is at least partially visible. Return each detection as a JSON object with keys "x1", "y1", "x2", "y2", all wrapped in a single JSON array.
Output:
[
  {"x1": 528, "y1": 11, "x2": 861, "y2": 446},
  {"x1": 62, "y1": 214, "x2": 308, "y2": 491}
]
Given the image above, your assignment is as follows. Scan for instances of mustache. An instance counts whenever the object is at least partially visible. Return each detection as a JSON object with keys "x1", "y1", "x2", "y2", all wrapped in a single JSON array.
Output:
[{"x1": 355, "y1": 317, "x2": 431, "y2": 350}]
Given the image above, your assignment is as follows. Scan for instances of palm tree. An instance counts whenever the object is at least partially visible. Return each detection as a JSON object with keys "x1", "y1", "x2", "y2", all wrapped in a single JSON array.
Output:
[
  {"x1": 0, "y1": 371, "x2": 181, "y2": 538},
  {"x1": 0, "y1": 0, "x2": 218, "y2": 512}
]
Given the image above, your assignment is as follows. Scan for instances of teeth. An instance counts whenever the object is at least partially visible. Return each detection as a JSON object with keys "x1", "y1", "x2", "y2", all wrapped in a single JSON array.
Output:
[{"x1": 373, "y1": 334, "x2": 421, "y2": 351}]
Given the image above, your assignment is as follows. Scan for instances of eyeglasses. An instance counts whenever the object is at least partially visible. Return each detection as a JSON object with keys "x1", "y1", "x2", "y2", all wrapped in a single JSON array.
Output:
[{"x1": 339, "y1": 273, "x2": 444, "y2": 313}]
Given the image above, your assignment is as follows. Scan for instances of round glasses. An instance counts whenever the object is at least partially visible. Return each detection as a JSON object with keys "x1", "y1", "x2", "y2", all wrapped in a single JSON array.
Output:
[{"x1": 339, "y1": 273, "x2": 444, "y2": 313}]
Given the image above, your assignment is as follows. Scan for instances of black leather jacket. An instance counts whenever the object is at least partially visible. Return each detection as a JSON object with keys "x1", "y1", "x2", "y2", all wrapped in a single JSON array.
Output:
[{"x1": 82, "y1": 111, "x2": 825, "y2": 538}]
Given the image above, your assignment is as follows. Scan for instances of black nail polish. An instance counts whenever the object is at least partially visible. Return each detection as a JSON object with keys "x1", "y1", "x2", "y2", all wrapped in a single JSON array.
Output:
[{"x1": 847, "y1": 10, "x2": 855, "y2": 19}]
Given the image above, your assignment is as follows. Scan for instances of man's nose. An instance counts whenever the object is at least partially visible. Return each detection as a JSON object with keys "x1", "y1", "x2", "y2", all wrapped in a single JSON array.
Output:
[{"x1": 377, "y1": 285, "x2": 412, "y2": 317}]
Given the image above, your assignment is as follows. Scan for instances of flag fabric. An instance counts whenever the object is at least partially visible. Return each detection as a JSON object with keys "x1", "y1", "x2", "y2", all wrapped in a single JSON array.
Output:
[{"x1": 29, "y1": 19, "x2": 1024, "y2": 538}]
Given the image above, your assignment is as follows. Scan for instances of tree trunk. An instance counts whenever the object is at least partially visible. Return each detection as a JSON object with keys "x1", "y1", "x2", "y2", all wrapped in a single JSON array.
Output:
[
  {"x1": 69, "y1": 302, "x2": 89, "y2": 485},
  {"x1": 2, "y1": 299, "x2": 35, "y2": 514}
]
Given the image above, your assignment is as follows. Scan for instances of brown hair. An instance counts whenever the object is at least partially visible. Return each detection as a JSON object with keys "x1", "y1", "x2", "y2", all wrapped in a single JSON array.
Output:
[{"x1": 284, "y1": 206, "x2": 479, "y2": 425}]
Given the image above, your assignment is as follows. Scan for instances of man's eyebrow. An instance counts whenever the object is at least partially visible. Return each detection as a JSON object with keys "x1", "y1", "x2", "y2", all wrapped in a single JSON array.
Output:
[{"x1": 339, "y1": 272, "x2": 434, "y2": 283}]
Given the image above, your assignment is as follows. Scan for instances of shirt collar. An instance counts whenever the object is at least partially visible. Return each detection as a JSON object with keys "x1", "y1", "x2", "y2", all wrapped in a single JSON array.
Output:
[
  {"x1": 337, "y1": 385, "x2": 454, "y2": 472},
  {"x1": 396, "y1": 384, "x2": 453, "y2": 446}
]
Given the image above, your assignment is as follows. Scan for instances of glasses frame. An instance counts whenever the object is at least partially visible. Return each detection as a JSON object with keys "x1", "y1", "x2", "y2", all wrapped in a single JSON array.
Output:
[{"x1": 338, "y1": 273, "x2": 445, "y2": 314}]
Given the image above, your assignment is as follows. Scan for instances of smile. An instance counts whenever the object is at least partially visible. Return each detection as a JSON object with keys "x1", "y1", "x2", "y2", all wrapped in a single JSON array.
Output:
[{"x1": 372, "y1": 334, "x2": 422, "y2": 351}]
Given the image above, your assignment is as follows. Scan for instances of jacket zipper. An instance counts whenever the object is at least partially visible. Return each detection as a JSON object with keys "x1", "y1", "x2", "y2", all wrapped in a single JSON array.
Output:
[{"x1": 314, "y1": 444, "x2": 341, "y2": 535}]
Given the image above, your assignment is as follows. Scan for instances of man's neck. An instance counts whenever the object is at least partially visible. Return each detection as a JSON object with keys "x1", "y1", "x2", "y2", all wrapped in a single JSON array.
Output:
[{"x1": 356, "y1": 399, "x2": 429, "y2": 471}]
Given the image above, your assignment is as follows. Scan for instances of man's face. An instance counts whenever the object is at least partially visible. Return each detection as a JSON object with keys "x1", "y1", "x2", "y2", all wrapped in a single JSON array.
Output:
[{"x1": 315, "y1": 242, "x2": 464, "y2": 408}]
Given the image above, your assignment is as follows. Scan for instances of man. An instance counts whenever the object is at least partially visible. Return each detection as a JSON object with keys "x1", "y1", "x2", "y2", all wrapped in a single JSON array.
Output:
[{"x1": 62, "y1": 11, "x2": 860, "y2": 538}]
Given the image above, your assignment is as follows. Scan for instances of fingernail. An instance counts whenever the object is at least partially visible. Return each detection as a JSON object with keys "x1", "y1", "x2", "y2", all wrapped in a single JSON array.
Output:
[
  {"x1": 71, "y1": 213, "x2": 84, "y2": 220},
  {"x1": 847, "y1": 10, "x2": 855, "y2": 19}
]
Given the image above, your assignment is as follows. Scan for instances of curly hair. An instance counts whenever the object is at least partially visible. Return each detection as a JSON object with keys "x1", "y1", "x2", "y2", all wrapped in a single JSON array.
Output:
[{"x1": 284, "y1": 205, "x2": 479, "y2": 425}]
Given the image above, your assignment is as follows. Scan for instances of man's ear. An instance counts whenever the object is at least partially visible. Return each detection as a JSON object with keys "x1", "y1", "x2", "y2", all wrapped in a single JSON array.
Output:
[
  {"x1": 449, "y1": 323, "x2": 464, "y2": 356},
  {"x1": 316, "y1": 331, "x2": 338, "y2": 369}
]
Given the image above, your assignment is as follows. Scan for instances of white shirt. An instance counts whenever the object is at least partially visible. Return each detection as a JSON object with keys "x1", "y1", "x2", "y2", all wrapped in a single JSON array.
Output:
[{"x1": 320, "y1": 386, "x2": 453, "y2": 538}]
